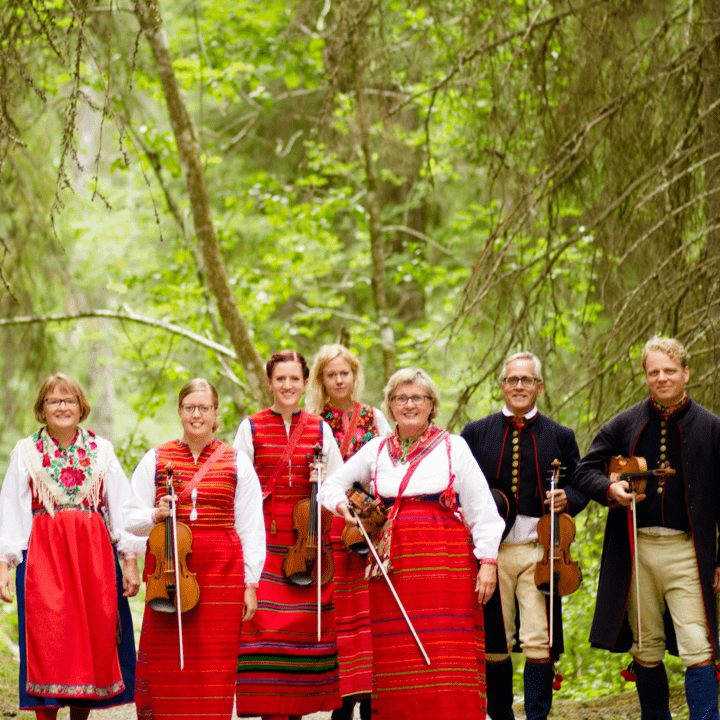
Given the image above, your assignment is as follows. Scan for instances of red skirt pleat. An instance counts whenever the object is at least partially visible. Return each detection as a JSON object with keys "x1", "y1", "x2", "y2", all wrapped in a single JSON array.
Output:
[
  {"x1": 369, "y1": 500, "x2": 486, "y2": 720},
  {"x1": 135, "y1": 527, "x2": 244, "y2": 720}
]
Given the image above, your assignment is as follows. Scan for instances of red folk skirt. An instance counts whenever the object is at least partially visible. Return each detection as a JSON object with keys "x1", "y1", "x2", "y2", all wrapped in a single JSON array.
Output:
[
  {"x1": 22, "y1": 507, "x2": 125, "y2": 702},
  {"x1": 135, "y1": 526, "x2": 244, "y2": 720},
  {"x1": 369, "y1": 498, "x2": 486, "y2": 720},
  {"x1": 236, "y1": 487, "x2": 340, "y2": 716},
  {"x1": 330, "y1": 514, "x2": 373, "y2": 701}
]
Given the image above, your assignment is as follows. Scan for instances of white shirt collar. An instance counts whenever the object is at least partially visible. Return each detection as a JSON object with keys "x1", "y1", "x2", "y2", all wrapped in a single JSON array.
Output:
[{"x1": 501, "y1": 405, "x2": 538, "y2": 419}]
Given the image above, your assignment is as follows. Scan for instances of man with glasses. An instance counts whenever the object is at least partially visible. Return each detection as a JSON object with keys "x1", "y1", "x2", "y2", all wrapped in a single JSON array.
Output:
[
  {"x1": 571, "y1": 337, "x2": 720, "y2": 720},
  {"x1": 461, "y1": 351, "x2": 587, "y2": 720}
]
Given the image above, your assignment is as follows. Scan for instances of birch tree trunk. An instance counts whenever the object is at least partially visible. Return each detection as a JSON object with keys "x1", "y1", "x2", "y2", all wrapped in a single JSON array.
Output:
[{"x1": 132, "y1": 0, "x2": 271, "y2": 406}]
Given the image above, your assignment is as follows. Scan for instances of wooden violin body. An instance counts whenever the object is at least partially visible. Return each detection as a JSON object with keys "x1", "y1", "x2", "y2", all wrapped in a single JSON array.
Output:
[
  {"x1": 145, "y1": 465, "x2": 200, "y2": 614},
  {"x1": 534, "y1": 511, "x2": 582, "y2": 596},
  {"x1": 608, "y1": 455, "x2": 675, "y2": 495},
  {"x1": 341, "y1": 482, "x2": 387, "y2": 556},
  {"x1": 282, "y1": 444, "x2": 334, "y2": 586},
  {"x1": 534, "y1": 459, "x2": 582, "y2": 597}
]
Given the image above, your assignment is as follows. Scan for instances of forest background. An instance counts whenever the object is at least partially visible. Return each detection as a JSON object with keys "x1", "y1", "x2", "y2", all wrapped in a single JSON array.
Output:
[{"x1": 1, "y1": 0, "x2": 720, "y2": 707}]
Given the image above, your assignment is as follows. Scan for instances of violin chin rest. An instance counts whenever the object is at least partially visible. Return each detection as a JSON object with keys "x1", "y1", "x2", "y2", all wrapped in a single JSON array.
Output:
[
  {"x1": 286, "y1": 572, "x2": 313, "y2": 586},
  {"x1": 148, "y1": 597, "x2": 177, "y2": 613}
]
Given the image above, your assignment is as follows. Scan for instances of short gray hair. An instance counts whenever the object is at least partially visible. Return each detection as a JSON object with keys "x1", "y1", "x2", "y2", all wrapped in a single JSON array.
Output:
[
  {"x1": 381, "y1": 368, "x2": 440, "y2": 423},
  {"x1": 498, "y1": 351, "x2": 543, "y2": 383}
]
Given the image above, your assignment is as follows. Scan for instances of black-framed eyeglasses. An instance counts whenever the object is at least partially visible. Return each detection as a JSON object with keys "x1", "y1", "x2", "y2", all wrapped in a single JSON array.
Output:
[
  {"x1": 502, "y1": 376, "x2": 539, "y2": 388},
  {"x1": 45, "y1": 398, "x2": 78, "y2": 408}
]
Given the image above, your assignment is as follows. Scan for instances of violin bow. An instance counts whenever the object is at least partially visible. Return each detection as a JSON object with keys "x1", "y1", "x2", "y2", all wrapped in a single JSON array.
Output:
[
  {"x1": 314, "y1": 445, "x2": 324, "y2": 642},
  {"x1": 166, "y1": 464, "x2": 185, "y2": 669},
  {"x1": 631, "y1": 483, "x2": 641, "y2": 651},
  {"x1": 548, "y1": 459, "x2": 561, "y2": 648},
  {"x1": 347, "y1": 504, "x2": 431, "y2": 666}
]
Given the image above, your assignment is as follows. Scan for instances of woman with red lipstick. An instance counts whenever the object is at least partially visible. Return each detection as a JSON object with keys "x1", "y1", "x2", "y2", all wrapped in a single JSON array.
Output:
[
  {"x1": 306, "y1": 344, "x2": 391, "y2": 720},
  {"x1": 234, "y1": 350, "x2": 344, "y2": 720}
]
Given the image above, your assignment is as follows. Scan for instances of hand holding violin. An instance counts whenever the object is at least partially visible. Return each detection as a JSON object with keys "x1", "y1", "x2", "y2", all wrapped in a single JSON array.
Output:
[
  {"x1": 155, "y1": 494, "x2": 174, "y2": 521},
  {"x1": 608, "y1": 474, "x2": 647, "y2": 506},
  {"x1": 337, "y1": 501, "x2": 358, "y2": 527},
  {"x1": 545, "y1": 488, "x2": 568, "y2": 513}
]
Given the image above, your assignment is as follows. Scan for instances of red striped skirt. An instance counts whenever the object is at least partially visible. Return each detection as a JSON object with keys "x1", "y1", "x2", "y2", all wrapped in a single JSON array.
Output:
[
  {"x1": 330, "y1": 514, "x2": 373, "y2": 700},
  {"x1": 236, "y1": 504, "x2": 340, "y2": 716},
  {"x1": 135, "y1": 526, "x2": 244, "y2": 720},
  {"x1": 370, "y1": 499, "x2": 486, "y2": 720}
]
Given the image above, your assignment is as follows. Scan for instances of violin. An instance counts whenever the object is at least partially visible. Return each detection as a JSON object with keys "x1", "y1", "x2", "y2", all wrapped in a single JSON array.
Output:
[
  {"x1": 608, "y1": 455, "x2": 676, "y2": 495},
  {"x1": 145, "y1": 463, "x2": 200, "y2": 614},
  {"x1": 341, "y1": 482, "x2": 387, "y2": 556},
  {"x1": 282, "y1": 444, "x2": 334, "y2": 586},
  {"x1": 534, "y1": 459, "x2": 582, "y2": 597}
]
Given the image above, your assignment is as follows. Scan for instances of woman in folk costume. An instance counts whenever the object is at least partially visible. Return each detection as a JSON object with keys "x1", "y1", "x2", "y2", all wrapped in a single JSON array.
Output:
[
  {"x1": 234, "y1": 349, "x2": 343, "y2": 720},
  {"x1": 125, "y1": 378, "x2": 265, "y2": 720},
  {"x1": 319, "y1": 368, "x2": 505, "y2": 720},
  {"x1": 0, "y1": 373, "x2": 142, "y2": 720},
  {"x1": 306, "y1": 344, "x2": 391, "y2": 720}
]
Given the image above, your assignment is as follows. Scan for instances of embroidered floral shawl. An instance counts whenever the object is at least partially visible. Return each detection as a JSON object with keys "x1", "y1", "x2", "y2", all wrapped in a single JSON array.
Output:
[{"x1": 20, "y1": 427, "x2": 107, "y2": 516}]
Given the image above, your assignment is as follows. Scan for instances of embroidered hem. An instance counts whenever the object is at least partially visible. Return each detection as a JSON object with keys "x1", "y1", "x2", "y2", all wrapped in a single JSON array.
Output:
[{"x1": 26, "y1": 679, "x2": 125, "y2": 698}]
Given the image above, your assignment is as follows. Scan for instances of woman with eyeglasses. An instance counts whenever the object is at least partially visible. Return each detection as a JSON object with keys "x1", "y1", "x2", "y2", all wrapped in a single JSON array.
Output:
[
  {"x1": 0, "y1": 373, "x2": 143, "y2": 720},
  {"x1": 319, "y1": 368, "x2": 505, "y2": 720},
  {"x1": 306, "y1": 345, "x2": 391, "y2": 720},
  {"x1": 234, "y1": 350, "x2": 343, "y2": 720},
  {"x1": 124, "y1": 378, "x2": 265, "y2": 719}
]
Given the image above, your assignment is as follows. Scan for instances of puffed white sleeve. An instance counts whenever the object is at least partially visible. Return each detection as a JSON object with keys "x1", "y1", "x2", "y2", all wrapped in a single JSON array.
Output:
[
  {"x1": 123, "y1": 449, "x2": 159, "y2": 537},
  {"x1": 233, "y1": 418, "x2": 254, "y2": 463},
  {"x1": 373, "y1": 408, "x2": 393, "y2": 438},
  {"x1": 322, "y1": 420, "x2": 344, "y2": 476},
  {"x1": 319, "y1": 439, "x2": 378, "y2": 514},
  {"x1": 234, "y1": 450, "x2": 266, "y2": 586},
  {"x1": 101, "y1": 440, "x2": 147, "y2": 556},
  {"x1": 0, "y1": 441, "x2": 34, "y2": 568},
  {"x1": 451, "y1": 436, "x2": 504, "y2": 561}
]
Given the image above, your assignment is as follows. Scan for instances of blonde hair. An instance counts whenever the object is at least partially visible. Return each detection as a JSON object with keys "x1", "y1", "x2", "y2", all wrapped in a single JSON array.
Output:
[
  {"x1": 33, "y1": 373, "x2": 91, "y2": 424},
  {"x1": 306, "y1": 344, "x2": 364, "y2": 413},
  {"x1": 380, "y1": 368, "x2": 440, "y2": 423},
  {"x1": 642, "y1": 337, "x2": 688, "y2": 369},
  {"x1": 178, "y1": 378, "x2": 220, "y2": 433}
]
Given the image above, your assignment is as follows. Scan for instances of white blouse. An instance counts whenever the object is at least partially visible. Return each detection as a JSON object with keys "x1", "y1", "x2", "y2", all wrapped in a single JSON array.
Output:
[
  {"x1": 319, "y1": 434, "x2": 504, "y2": 561},
  {"x1": 124, "y1": 447, "x2": 266, "y2": 586},
  {"x1": 0, "y1": 435, "x2": 145, "y2": 566}
]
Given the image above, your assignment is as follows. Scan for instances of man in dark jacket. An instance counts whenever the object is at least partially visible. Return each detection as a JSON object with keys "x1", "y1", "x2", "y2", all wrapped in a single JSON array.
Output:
[
  {"x1": 461, "y1": 351, "x2": 587, "y2": 720},
  {"x1": 572, "y1": 337, "x2": 720, "y2": 720}
]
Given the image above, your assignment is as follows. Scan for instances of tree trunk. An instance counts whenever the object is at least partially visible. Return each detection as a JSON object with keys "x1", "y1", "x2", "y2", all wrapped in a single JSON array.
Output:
[{"x1": 132, "y1": 0, "x2": 271, "y2": 407}]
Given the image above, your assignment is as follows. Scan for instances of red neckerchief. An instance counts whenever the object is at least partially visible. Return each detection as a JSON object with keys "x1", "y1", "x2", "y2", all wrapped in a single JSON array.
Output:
[{"x1": 386, "y1": 423, "x2": 445, "y2": 465}]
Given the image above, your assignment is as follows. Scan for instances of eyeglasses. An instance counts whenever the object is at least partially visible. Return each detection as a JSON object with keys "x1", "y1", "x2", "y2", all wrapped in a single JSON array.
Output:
[
  {"x1": 502, "y1": 376, "x2": 539, "y2": 388},
  {"x1": 390, "y1": 394, "x2": 431, "y2": 406},
  {"x1": 45, "y1": 398, "x2": 78, "y2": 408},
  {"x1": 180, "y1": 404, "x2": 215, "y2": 415}
]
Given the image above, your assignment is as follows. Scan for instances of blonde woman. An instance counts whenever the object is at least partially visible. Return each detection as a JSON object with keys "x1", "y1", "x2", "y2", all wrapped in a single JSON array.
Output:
[{"x1": 307, "y1": 345, "x2": 391, "y2": 720}]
